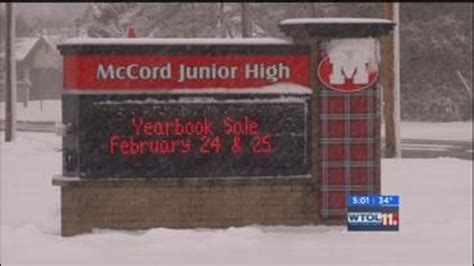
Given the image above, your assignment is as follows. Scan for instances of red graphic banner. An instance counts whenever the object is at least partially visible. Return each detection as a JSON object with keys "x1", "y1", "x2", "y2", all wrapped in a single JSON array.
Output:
[{"x1": 63, "y1": 55, "x2": 310, "y2": 90}]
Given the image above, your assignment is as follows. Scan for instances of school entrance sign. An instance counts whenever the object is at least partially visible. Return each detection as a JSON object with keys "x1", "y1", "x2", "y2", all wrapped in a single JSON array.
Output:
[{"x1": 53, "y1": 19, "x2": 394, "y2": 236}]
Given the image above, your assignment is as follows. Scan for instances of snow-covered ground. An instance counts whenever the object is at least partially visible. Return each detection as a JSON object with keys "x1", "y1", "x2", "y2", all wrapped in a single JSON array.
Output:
[
  {"x1": 399, "y1": 121, "x2": 472, "y2": 142},
  {"x1": 0, "y1": 100, "x2": 61, "y2": 122},
  {"x1": 1, "y1": 131, "x2": 472, "y2": 265}
]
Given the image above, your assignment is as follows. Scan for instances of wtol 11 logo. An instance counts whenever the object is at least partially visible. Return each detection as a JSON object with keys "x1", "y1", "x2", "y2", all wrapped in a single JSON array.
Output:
[{"x1": 346, "y1": 195, "x2": 399, "y2": 231}]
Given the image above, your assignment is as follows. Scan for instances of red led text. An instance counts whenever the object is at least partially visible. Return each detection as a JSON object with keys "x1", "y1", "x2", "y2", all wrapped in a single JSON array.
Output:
[{"x1": 108, "y1": 115, "x2": 273, "y2": 156}]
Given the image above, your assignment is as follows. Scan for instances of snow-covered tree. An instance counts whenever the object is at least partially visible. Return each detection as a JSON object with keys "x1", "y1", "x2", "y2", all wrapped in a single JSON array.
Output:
[{"x1": 400, "y1": 3, "x2": 472, "y2": 121}]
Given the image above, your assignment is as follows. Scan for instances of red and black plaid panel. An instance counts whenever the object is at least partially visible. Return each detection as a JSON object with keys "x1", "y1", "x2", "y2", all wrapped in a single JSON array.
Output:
[{"x1": 319, "y1": 86, "x2": 379, "y2": 218}]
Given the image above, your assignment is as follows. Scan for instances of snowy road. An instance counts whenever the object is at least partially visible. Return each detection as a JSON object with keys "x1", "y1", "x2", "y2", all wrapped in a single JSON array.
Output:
[
  {"x1": 1, "y1": 132, "x2": 472, "y2": 265},
  {"x1": 401, "y1": 139, "x2": 472, "y2": 160}
]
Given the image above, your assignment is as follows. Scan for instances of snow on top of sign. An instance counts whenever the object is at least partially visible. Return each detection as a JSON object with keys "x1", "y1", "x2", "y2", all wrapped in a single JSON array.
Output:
[
  {"x1": 280, "y1": 17, "x2": 393, "y2": 25},
  {"x1": 163, "y1": 83, "x2": 312, "y2": 95},
  {"x1": 66, "y1": 83, "x2": 313, "y2": 95},
  {"x1": 322, "y1": 38, "x2": 380, "y2": 63},
  {"x1": 61, "y1": 37, "x2": 290, "y2": 46},
  {"x1": 95, "y1": 96, "x2": 308, "y2": 106}
]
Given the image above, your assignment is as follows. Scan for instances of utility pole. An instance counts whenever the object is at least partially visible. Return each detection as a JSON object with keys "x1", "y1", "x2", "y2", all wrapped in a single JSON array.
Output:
[
  {"x1": 5, "y1": 2, "x2": 17, "y2": 142},
  {"x1": 241, "y1": 3, "x2": 251, "y2": 37},
  {"x1": 381, "y1": 2, "x2": 401, "y2": 158}
]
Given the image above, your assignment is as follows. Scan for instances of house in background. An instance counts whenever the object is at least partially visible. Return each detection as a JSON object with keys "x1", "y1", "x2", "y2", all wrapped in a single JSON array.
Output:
[{"x1": 0, "y1": 35, "x2": 62, "y2": 103}]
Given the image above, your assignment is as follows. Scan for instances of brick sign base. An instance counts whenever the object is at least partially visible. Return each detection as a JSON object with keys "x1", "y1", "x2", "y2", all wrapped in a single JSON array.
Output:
[{"x1": 53, "y1": 177, "x2": 317, "y2": 236}]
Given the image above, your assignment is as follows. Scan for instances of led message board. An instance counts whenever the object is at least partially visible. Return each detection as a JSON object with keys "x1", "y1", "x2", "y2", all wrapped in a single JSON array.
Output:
[{"x1": 63, "y1": 93, "x2": 312, "y2": 178}]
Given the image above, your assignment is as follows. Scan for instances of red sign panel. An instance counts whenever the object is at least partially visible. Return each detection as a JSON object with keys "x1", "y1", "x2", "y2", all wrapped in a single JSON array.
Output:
[
  {"x1": 317, "y1": 54, "x2": 379, "y2": 93},
  {"x1": 63, "y1": 55, "x2": 310, "y2": 90}
]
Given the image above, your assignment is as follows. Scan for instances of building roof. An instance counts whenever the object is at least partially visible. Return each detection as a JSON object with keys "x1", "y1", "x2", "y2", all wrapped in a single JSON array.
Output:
[
  {"x1": 0, "y1": 35, "x2": 58, "y2": 62},
  {"x1": 15, "y1": 37, "x2": 39, "y2": 61}
]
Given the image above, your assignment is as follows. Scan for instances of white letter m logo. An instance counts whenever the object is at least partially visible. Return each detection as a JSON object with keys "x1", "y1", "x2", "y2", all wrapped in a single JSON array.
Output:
[{"x1": 329, "y1": 51, "x2": 370, "y2": 85}]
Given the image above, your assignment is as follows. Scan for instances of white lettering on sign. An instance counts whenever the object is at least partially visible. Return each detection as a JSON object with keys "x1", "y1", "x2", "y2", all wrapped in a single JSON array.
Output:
[
  {"x1": 245, "y1": 63, "x2": 290, "y2": 82},
  {"x1": 97, "y1": 64, "x2": 115, "y2": 79},
  {"x1": 96, "y1": 63, "x2": 292, "y2": 83},
  {"x1": 96, "y1": 63, "x2": 172, "y2": 80},
  {"x1": 329, "y1": 51, "x2": 369, "y2": 85},
  {"x1": 177, "y1": 64, "x2": 238, "y2": 83}
]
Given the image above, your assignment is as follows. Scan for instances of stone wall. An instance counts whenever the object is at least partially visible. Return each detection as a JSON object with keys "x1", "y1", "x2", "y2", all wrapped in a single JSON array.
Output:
[{"x1": 54, "y1": 177, "x2": 318, "y2": 236}]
